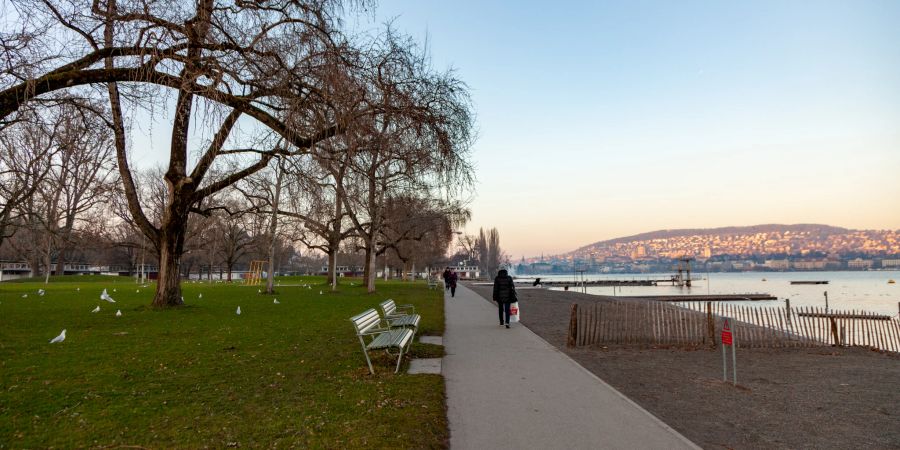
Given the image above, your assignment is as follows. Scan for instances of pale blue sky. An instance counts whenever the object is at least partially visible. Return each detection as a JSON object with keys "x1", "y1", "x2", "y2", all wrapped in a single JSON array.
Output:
[{"x1": 374, "y1": 0, "x2": 900, "y2": 258}]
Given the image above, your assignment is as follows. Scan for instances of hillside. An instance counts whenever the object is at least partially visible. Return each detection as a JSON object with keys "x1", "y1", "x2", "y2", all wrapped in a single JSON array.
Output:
[
  {"x1": 576, "y1": 224, "x2": 849, "y2": 252},
  {"x1": 561, "y1": 224, "x2": 898, "y2": 260}
]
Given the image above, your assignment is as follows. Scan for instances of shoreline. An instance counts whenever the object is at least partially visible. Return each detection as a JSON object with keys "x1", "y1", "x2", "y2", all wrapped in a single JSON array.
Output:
[{"x1": 466, "y1": 283, "x2": 900, "y2": 449}]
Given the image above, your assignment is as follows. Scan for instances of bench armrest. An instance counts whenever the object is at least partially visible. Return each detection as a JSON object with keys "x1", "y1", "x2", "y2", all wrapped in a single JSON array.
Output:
[
  {"x1": 394, "y1": 304, "x2": 416, "y2": 314},
  {"x1": 357, "y1": 327, "x2": 390, "y2": 337}
]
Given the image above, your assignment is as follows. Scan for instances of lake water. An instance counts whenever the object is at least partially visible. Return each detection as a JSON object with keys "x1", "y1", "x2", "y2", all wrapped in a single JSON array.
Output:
[{"x1": 522, "y1": 271, "x2": 900, "y2": 317}]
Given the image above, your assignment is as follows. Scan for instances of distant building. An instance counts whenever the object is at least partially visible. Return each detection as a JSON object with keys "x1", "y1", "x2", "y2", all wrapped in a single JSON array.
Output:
[
  {"x1": 847, "y1": 258, "x2": 873, "y2": 270},
  {"x1": 792, "y1": 260, "x2": 827, "y2": 270},
  {"x1": 764, "y1": 259, "x2": 790, "y2": 270},
  {"x1": 444, "y1": 263, "x2": 480, "y2": 279},
  {"x1": 881, "y1": 259, "x2": 900, "y2": 269}
]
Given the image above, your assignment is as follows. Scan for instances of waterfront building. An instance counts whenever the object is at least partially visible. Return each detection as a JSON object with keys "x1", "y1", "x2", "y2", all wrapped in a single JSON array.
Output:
[{"x1": 847, "y1": 258, "x2": 873, "y2": 270}]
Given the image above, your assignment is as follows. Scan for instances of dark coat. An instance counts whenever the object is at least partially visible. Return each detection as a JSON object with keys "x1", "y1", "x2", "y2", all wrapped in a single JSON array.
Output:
[
  {"x1": 492, "y1": 272, "x2": 517, "y2": 303},
  {"x1": 449, "y1": 272, "x2": 458, "y2": 288}
]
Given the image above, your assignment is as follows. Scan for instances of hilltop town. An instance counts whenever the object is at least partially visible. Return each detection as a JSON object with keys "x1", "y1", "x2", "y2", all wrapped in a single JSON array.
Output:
[{"x1": 518, "y1": 224, "x2": 900, "y2": 274}]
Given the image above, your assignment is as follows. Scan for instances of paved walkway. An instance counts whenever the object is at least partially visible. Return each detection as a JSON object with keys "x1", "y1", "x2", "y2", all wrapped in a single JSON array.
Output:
[{"x1": 443, "y1": 284, "x2": 699, "y2": 450}]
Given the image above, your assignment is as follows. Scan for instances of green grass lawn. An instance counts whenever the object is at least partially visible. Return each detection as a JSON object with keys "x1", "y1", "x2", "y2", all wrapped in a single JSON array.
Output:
[{"x1": 0, "y1": 276, "x2": 446, "y2": 448}]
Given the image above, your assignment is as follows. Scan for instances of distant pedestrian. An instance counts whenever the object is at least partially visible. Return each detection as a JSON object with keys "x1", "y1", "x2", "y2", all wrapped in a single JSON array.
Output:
[
  {"x1": 449, "y1": 270, "x2": 459, "y2": 298},
  {"x1": 443, "y1": 268, "x2": 452, "y2": 290},
  {"x1": 493, "y1": 269, "x2": 517, "y2": 328}
]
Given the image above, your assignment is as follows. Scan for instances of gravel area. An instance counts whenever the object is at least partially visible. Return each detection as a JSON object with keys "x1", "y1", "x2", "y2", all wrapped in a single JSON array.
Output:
[{"x1": 467, "y1": 283, "x2": 900, "y2": 450}]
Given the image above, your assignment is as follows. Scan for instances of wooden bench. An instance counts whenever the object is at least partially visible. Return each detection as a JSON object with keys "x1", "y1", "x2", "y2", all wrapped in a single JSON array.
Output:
[
  {"x1": 350, "y1": 308, "x2": 414, "y2": 374},
  {"x1": 379, "y1": 299, "x2": 421, "y2": 330}
]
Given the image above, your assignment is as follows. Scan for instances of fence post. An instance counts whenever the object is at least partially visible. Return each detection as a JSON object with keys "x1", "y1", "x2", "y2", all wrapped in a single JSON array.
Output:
[
  {"x1": 567, "y1": 304, "x2": 578, "y2": 348},
  {"x1": 830, "y1": 317, "x2": 839, "y2": 346}
]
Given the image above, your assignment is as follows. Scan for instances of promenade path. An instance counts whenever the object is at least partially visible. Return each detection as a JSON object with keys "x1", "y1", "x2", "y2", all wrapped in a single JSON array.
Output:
[{"x1": 443, "y1": 283, "x2": 699, "y2": 450}]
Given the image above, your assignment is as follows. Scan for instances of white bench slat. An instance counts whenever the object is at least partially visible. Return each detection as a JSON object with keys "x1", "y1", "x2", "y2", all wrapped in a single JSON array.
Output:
[
  {"x1": 387, "y1": 315, "x2": 420, "y2": 329},
  {"x1": 369, "y1": 328, "x2": 413, "y2": 350}
]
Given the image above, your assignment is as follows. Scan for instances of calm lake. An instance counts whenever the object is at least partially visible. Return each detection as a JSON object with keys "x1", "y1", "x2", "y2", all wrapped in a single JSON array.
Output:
[{"x1": 526, "y1": 271, "x2": 900, "y2": 317}]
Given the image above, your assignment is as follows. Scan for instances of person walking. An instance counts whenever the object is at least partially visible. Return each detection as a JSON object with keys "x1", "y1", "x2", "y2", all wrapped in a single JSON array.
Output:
[
  {"x1": 443, "y1": 268, "x2": 452, "y2": 290},
  {"x1": 493, "y1": 268, "x2": 517, "y2": 328},
  {"x1": 449, "y1": 269, "x2": 459, "y2": 298}
]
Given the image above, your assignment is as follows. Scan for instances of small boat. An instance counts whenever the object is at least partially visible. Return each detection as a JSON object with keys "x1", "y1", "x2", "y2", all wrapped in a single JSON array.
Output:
[
  {"x1": 790, "y1": 280, "x2": 829, "y2": 285},
  {"x1": 889, "y1": 279, "x2": 896, "y2": 284}
]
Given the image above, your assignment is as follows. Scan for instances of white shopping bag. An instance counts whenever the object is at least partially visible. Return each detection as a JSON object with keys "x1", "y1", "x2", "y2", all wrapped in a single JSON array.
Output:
[{"x1": 509, "y1": 302, "x2": 520, "y2": 323}]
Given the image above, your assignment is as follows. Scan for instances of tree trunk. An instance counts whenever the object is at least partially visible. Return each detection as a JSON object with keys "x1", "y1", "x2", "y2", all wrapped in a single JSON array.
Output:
[
  {"x1": 152, "y1": 222, "x2": 186, "y2": 308},
  {"x1": 55, "y1": 246, "x2": 67, "y2": 276},
  {"x1": 366, "y1": 244, "x2": 377, "y2": 293},
  {"x1": 265, "y1": 161, "x2": 283, "y2": 294},
  {"x1": 363, "y1": 244, "x2": 372, "y2": 286},
  {"x1": 328, "y1": 249, "x2": 338, "y2": 291}
]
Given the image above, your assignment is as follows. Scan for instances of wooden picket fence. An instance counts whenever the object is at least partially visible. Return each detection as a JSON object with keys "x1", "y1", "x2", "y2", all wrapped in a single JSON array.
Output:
[{"x1": 566, "y1": 300, "x2": 900, "y2": 353}]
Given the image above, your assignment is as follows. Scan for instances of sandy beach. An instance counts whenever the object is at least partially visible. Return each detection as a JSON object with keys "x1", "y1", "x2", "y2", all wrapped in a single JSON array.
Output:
[{"x1": 466, "y1": 283, "x2": 900, "y2": 449}]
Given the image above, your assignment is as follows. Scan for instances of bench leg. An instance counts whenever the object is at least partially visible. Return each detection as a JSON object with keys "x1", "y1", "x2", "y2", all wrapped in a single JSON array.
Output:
[
  {"x1": 395, "y1": 346, "x2": 405, "y2": 373},
  {"x1": 358, "y1": 337, "x2": 375, "y2": 375}
]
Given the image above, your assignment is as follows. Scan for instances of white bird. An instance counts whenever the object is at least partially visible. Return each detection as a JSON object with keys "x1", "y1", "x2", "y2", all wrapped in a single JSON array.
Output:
[
  {"x1": 49, "y1": 329, "x2": 66, "y2": 343},
  {"x1": 198, "y1": 293, "x2": 203, "y2": 299},
  {"x1": 100, "y1": 289, "x2": 115, "y2": 303},
  {"x1": 21, "y1": 294, "x2": 27, "y2": 298},
  {"x1": 319, "y1": 290, "x2": 323, "y2": 295},
  {"x1": 236, "y1": 306, "x2": 242, "y2": 315},
  {"x1": 38, "y1": 289, "x2": 45, "y2": 296},
  {"x1": 91, "y1": 306, "x2": 100, "y2": 313},
  {"x1": 273, "y1": 299, "x2": 280, "y2": 304},
  {"x1": 136, "y1": 290, "x2": 140, "y2": 293},
  {"x1": 113, "y1": 289, "x2": 117, "y2": 292},
  {"x1": 76, "y1": 288, "x2": 80, "y2": 291},
  {"x1": 116, "y1": 310, "x2": 122, "y2": 317}
]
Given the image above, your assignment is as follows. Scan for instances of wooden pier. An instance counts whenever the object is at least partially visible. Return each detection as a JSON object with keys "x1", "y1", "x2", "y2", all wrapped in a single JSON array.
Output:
[
  {"x1": 620, "y1": 294, "x2": 778, "y2": 302},
  {"x1": 519, "y1": 277, "x2": 702, "y2": 287},
  {"x1": 529, "y1": 280, "x2": 658, "y2": 287}
]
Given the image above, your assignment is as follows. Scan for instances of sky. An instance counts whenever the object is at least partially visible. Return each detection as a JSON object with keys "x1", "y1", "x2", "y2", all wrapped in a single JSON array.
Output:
[{"x1": 371, "y1": 0, "x2": 900, "y2": 259}]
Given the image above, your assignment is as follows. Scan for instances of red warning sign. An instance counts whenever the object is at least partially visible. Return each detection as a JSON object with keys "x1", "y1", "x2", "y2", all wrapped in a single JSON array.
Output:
[{"x1": 721, "y1": 319, "x2": 733, "y2": 346}]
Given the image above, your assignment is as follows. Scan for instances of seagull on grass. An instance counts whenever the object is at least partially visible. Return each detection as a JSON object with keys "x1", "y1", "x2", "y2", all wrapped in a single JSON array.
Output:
[
  {"x1": 91, "y1": 306, "x2": 100, "y2": 313},
  {"x1": 113, "y1": 289, "x2": 117, "y2": 293},
  {"x1": 38, "y1": 289, "x2": 45, "y2": 296},
  {"x1": 273, "y1": 299, "x2": 280, "y2": 304},
  {"x1": 236, "y1": 306, "x2": 242, "y2": 315},
  {"x1": 100, "y1": 289, "x2": 115, "y2": 303},
  {"x1": 319, "y1": 290, "x2": 323, "y2": 295},
  {"x1": 49, "y1": 329, "x2": 66, "y2": 343},
  {"x1": 116, "y1": 310, "x2": 122, "y2": 317},
  {"x1": 21, "y1": 294, "x2": 27, "y2": 298},
  {"x1": 198, "y1": 293, "x2": 203, "y2": 299}
]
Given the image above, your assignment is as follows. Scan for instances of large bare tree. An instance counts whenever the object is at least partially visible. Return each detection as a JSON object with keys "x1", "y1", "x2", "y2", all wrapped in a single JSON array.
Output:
[{"x1": 1, "y1": 0, "x2": 364, "y2": 306}]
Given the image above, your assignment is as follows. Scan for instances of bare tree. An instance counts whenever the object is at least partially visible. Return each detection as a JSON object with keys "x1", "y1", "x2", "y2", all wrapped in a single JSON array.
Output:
[
  {"x1": 47, "y1": 103, "x2": 117, "y2": 276},
  {"x1": 379, "y1": 195, "x2": 462, "y2": 279},
  {"x1": 0, "y1": 109, "x2": 57, "y2": 248},
  {"x1": 335, "y1": 28, "x2": 475, "y2": 293}
]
